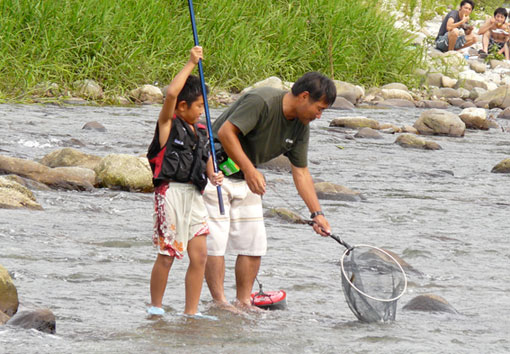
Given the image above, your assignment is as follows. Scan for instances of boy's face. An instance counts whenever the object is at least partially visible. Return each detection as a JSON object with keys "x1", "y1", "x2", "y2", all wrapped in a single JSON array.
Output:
[
  {"x1": 459, "y1": 3, "x2": 473, "y2": 17},
  {"x1": 495, "y1": 13, "x2": 506, "y2": 24},
  {"x1": 177, "y1": 96, "x2": 205, "y2": 125}
]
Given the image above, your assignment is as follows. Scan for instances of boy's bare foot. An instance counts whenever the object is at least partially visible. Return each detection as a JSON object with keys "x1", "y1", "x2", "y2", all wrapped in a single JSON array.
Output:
[
  {"x1": 233, "y1": 299, "x2": 266, "y2": 313},
  {"x1": 212, "y1": 300, "x2": 243, "y2": 314}
]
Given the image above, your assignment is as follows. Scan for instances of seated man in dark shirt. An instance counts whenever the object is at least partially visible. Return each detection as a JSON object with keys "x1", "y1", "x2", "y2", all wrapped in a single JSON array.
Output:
[{"x1": 435, "y1": 0, "x2": 477, "y2": 52}]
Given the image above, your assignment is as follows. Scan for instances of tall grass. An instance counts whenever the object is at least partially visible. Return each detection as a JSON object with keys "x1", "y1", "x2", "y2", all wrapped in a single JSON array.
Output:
[{"x1": 1, "y1": 0, "x2": 423, "y2": 101}]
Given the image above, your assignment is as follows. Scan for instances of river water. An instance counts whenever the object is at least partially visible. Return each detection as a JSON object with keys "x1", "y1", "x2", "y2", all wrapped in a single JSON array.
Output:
[{"x1": 0, "y1": 102, "x2": 509, "y2": 354}]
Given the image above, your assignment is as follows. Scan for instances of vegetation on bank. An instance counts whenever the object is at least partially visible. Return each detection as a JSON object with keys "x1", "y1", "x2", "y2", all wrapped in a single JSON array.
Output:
[{"x1": 2, "y1": 0, "x2": 427, "y2": 103}]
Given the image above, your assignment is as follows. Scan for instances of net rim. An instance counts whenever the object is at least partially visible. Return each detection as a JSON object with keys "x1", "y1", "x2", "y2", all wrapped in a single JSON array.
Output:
[{"x1": 340, "y1": 244, "x2": 408, "y2": 303}]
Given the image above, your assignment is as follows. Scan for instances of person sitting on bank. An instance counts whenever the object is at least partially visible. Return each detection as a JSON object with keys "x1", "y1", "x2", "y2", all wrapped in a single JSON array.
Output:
[
  {"x1": 478, "y1": 7, "x2": 510, "y2": 59},
  {"x1": 435, "y1": 0, "x2": 477, "y2": 53}
]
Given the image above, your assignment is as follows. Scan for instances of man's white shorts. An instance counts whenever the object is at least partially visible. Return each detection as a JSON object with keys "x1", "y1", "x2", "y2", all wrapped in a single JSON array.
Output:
[{"x1": 203, "y1": 178, "x2": 267, "y2": 256}]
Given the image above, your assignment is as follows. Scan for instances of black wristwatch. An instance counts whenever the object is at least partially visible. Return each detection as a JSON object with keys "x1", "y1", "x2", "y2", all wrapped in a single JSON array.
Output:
[{"x1": 310, "y1": 211, "x2": 324, "y2": 219}]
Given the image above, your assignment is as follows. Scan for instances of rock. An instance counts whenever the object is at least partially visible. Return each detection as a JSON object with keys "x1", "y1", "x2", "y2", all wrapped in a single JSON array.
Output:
[
  {"x1": 0, "y1": 155, "x2": 94, "y2": 191},
  {"x1": 413, "y1": 109, "x2": 465, "y2": 137},
  {"x1": 258, "y1": 155, "x2": 291, "y2": 172},
  {"x1": 32, "y1": 82, "x2": 60, "y2": 97},
  {"x1": 432, "y1": 87, "x2": 460, "y2": 99},
  {"x1": 381, "y1": 89, "x2": 414, "y2": 101},
  {"x1": 314, "y1": 182, "x2": 364, "y2": 201},
  {"x1": 0, "y1": 265, "x2": 19, "y2": 316},
  {"x1": 497, "y1": 107, "x2": 510, "y2": 119},
  {"x1": 460, "y1": 101, "x2": 476, "y2": 108},
  {"x1": 0, "y1": 176, "x2": 42, "y2": 210},
  {"x1": 468, "y1": 60, "x2": 486, "y2": 73},
  {"x1": 475, "y1": 85, "x2": 510, "y2": 109},
  {"x1": 333, "y1": 80, "x2": 364, "y2": 104},
  {"x1": 489, "y1": 59, "x2": 510, "y2": 69},
  {"x1": 458, "y1": 107, "x2": 489, "y2": 130},
  {"x1": 130, "y1": 84, "x2": 163, "y2": 104},
  {"x1": 265, "y1": 207, "x2": 307, "y2": 224},
  {"x1": 40, "y1": 148, "x2": 102, "y2": 170},
  {"x1": 0, "y1": 310, "x2": 9, "y2": 325},
  {"x1": 376, "y1": 99, "x2": 416, "y2": 108},
  {"x1": 441, "y1": 76, "x2": 457, "y2": 88},
  {"x1": 330, "y1": 96, "x2": 355, "y2": 110},
  {"x1": 401, "y1": 125, "x2": 418, "y2": 134},
  {"x1": 456, "y1": 77, "x2": 488, "y2": 91},
  {"x1": 241, "y1": 77, "x2": 286, "y2": 94},
  {"x1": 379, "y1": 123, "x2": 402, "y2": 133},
  {"x1": 6, "y1": 309, "x2": 56, "y2": 334},
  {"x1": 491, "y1": 158, "x2": 510, "y2": 173},
  {"x1": 426, "y1": 72, "x2": 443, "y2": 87},
  {"x1": 73, "y1": 79, "x2": 103, "y2": 100},
  {"x1": 94, "y1": 154, "x2": 153, "y2": 192},
  {"x1": 447, "y1": 98, "x2": 466, "y2": 107},
  {"x1": 469, "y1": 87, "x2": 487, "y2": 100},
  {"x1": 330, "y1": 117, "x2": 380, "y2": 129},
  {"x1": 403, "y1": 294, "x2": 458, "y2": 314},
  {"x1": 395, "y1": 134, "x2": 442, "y2": 150},
  {"x1": 354, "y1": 127, "x2": 383, "y2": 139},
  {"x1": 381, "y1": 83, "x2": 408, "y2": 91},
  {"x1": 418, "y1": 100, "x2": 450, "y2": 109},
  {"x1": 82, "y1": 121, "x2": 106, "y2": 132}
]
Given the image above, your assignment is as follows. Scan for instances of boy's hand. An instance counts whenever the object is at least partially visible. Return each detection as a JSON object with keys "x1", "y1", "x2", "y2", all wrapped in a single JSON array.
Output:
[
  {"x1": 209, "y1": 171, "x2": 224, "y2": 186},
  {"x1": 190, "y1": 46, "x2": 203, "y2": 65}
]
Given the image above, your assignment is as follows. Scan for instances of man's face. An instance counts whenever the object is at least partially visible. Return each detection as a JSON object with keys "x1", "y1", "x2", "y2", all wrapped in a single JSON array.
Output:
[
  {"x1": 495, "y1": 13, "x2": 506, "y2": 24},
  {"x1": 296, "y1": 93, "x2": 329, "y2": 125},
  {"x1": 459, "y1": 3, "x2": 473, "y2": 17}
]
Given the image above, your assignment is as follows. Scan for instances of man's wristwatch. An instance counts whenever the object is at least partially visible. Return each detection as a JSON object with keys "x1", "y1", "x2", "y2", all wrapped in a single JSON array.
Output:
[{"x1": 310, "y1": 211, "x2": 324, "y2": 219}]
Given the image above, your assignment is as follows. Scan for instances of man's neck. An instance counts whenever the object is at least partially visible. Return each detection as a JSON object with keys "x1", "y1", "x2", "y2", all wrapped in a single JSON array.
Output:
[{"x1": 282, "y1": 92, "x2": 297, "y2": 120}]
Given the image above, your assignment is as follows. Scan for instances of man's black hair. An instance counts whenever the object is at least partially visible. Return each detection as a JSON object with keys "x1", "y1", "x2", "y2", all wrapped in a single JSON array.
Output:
[
  {"x1": 176, "y1": 75, "x2": 209, "y2": 108},
  {"x1": 291, "y1": 72, "x2": 337, "y2": 106},
  {"x1": 460, "y1": 0, "x2": 475, "y2": 10},
  {"x1": 494, "y1": 7, "x2": 508, "y2": 18}
]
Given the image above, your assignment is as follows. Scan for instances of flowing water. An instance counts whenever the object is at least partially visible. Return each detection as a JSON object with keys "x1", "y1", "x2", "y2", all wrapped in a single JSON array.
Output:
[{"x1": 0, "y1": 102, "x2": 509, "y2": 353}]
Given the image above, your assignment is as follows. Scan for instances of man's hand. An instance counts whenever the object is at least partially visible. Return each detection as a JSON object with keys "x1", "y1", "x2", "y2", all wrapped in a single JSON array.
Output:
[
  {"x1": 244, "y1": 167, "x2": 266, "y2": 195},
  {"x1": 312, "y1": 214, "x2": 331, "y2": 237},
  {"x1": 189, "y1": 46, "x2": 203, "y2": 65}
]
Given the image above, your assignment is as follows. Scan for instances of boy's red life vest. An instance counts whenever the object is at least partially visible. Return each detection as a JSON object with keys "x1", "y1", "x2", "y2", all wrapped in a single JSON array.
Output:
[{"x1": 147, "y1": 116, "x2": 210, "y2": 192}]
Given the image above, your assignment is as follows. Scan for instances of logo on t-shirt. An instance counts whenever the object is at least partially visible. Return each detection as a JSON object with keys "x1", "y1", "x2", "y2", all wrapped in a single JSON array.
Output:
[{"x1": 285, "y1": 138, "x2": 294, "y2": 145}]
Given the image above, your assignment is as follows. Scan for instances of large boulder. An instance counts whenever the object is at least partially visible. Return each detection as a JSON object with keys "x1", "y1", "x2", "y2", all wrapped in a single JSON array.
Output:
[
  {"x1": 0, "y1": 155, "x2": 95, "y2": 191},
  {"x1": 94, "y1": 154, "x2": 153, "y2": 192},
  {"x1": 314, "y1": 182, "x2": 364, "y2": 202},
  {"x1": 395, "y1": 134, "x2": 442, "y2": 150},
  {"x1": 0, "y1": 176, "x2": 42, "y2": 210},
  {"x1": 330, "y1": 117, "x2": 380, "y2": 129},
  {"x1": 0, "y1": 310, "x2": 9, "y2": 325},
  {"x1": 355, "y1": 127, "x2": 383, "y2": 139},
  {"x1": 491, "y1": 158, "x2": 510, "y2": 173},
  {"x1": 381, "y1": 89, "x2": 414, "y2": 101},
  {"x1": 130, "y1": 84, "x2": 163, "y2": 104},
  {"x1": 475, "y1": 85, "x2": 510, "y2": 109},
  {"x1": 40, "y1": 148, "x2": 102, "y2": 170},
  {"x1": 333, "y1": 81, "x2": 364, "y2": 104},
  {"x1": 265, "y1": 207, "x2": 307, "y2": 224},
  {"x1": 241, "y1": 76, "x2": 289, "y2": 94},
  {"x1": 73, "y1": 79, "x2": 103, "y2": 100},
  {"x1": 6, "y1": 309, "x2": 56, "y2": 334},
  {"x1": 403, "y1": 294, "x2": 458, "y2": 314},
  {"x1": 413, "y1": 109, "x2": 465, "y2": 137},
  {"x1": 458, "y1": 107, "x2": 489, "y2": 130},
  {"x1": 330, "y1": 96, "x2": 355, "y2": 110},
  {"x1": 0, "y1": 265, "x2": 19, "y2": 316}
]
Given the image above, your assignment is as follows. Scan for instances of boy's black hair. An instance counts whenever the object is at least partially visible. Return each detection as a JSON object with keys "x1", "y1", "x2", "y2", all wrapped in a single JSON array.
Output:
[
  {"x1": 291, "y1": 72, "x2": 337, "y2": 106},
  {"x1": 494, "y1": 7, "x2": 508, "y2": 18},
  {"x1": 176, "y1": 75, "x2": 209, "y2": 108},
  {"x1": 460, "y1": 0, "x2": 475, "y2": 10}
]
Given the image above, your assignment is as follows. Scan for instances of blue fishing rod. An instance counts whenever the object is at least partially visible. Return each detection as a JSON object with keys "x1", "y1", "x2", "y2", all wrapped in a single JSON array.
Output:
[{"x1": 187, "y1": 0, "x2": 224, "y2": 215}]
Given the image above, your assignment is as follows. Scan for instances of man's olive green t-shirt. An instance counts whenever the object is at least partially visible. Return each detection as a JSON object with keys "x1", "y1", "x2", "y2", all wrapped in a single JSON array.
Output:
[{"x1": 212, "y1": 87, "x2": 309, "y2": 168}]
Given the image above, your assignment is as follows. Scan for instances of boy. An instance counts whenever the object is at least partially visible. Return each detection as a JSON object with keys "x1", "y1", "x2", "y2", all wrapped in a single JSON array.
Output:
[
  {"x1": 478, "y1": 7, "x2": 510, "y2": 59},
  {"x1": 435, "y1": 0, "x2": 477, "y2": 52},
  {"x1": 146, "y1": 46, "x2": 223, "y2": 317}
]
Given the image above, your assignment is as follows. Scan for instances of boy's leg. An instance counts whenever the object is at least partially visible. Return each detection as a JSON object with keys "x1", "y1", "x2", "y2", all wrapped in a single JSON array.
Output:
[
  {"x1": 235, "y1": 255, "x2": 261, "y2": 308},
  {"x1": 150, "y1": 254, "x2": 174, "y2": 308},
  {"x1": 205, "y1": 255, "x2": 228, "y2": 304},
  {"x1": 482, "y1": 32, "x2": 490, "y2": 53},
  {"x1": 184, "y1": 235, "x2": 208, "y2": 314}
]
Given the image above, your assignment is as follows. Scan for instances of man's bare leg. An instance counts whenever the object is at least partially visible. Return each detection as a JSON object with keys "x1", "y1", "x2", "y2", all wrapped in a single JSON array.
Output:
[
  {"x1": 205, "y1": 255, "x2": 227, "y2": 303},
  {"x1": 448, "y1": 29, "x2": 460, "y2": 51},
  {"x1": 234, "y1": 255, "x2": 261, "y2": 309}
]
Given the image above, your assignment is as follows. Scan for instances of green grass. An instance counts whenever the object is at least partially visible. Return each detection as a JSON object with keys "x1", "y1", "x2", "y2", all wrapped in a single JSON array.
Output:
[{"x1": 1, "y1": 0, "x2": 424, "y2": 102}]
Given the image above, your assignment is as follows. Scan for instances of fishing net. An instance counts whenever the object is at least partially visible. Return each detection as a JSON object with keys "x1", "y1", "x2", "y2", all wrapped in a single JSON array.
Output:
[{"x1": 340, "y1": 244, "x2": 407, "y2": 323}]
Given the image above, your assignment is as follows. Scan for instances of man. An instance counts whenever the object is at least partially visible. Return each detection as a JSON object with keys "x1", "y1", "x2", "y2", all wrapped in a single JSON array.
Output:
[
  {"x1": 203, "y1": 72, "x2": 336, "y2": 311},
  {"x1": 435, "y1": 0, "x2": 477, "y2": 53},
  {"x1": 478, "y1": 7, "x2": 510, "y2": 59}
]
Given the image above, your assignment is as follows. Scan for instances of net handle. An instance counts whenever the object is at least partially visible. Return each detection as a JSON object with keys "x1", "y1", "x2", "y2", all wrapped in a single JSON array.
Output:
[
  {"x1": 340, "y1": 244, "x2": 408, "y2": 303},
  {"x1": 306, "y1": 220, "x2": 353, "y2": 250}
]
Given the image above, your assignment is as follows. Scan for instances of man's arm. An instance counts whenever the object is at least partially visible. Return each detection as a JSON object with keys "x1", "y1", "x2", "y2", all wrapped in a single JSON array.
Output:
[
  {"x1": 478, "y1": 18, "x2": 494, "y2": 35},
  {"x1": 446, "y1": 15, "x2": 469, "y2": 32},
  {"x1": 291, "y1": 164, "x2": 330, "y2": 236},
  {"x1": 217, "y1": 121, "x2": 266, "y2": 195}
]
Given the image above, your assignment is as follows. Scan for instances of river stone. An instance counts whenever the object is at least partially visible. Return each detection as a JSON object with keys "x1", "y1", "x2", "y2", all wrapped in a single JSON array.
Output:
[
  {"x1": 354, "y1": 127, "x2": 383, "y2": 139},
  {"x1": 491, "y1": 158, "x2": 510, "y2": 173},
  {"x1": 381, "y1": 89, "x2": 413, "y2": 101},
  {"x1": 0, "y1": 176, "x2": 42, "y2": 210},
  {"x1": 130, "y1": 84, "x2": 163, "y2": 104},
  {"x1": 0, "y1": 310, "x2": 9, "y2": 325},
  {"x1": 333, "y1": 80, "x2": 364, "y2": 104},
  {"x1": 379, "y1": 123, "x2": 401, "y2": 133},
  {"x1": 82, "y1": 121, "x2": 106, "y2": 132},
  {"x1": 413, "y1": 109, "x2": 465, "y2": 137},
  {"x1": 426, "y1": 72, "x2": 443, "y2": 87},
  {"x1": 40, "y1": 148, "x2": 102, "y2": 170},
  {"x1": 330, "y1": 117, "x2": 380, "y2": 129},
  {"x1": 381, "y1": 83, "x2": 408, "y2": 91},
  {"x1": 401, "y1": 126, "x2": 418, "y2": 134},
  {"x1": 241, "y1": 76, "x2": 286, "y2": 94},
  {"x1": 403, "y1": 294, "x2": 458, "y2": 314},
  {"x1": 0, "y1": 265, "x2": 19, "y2": 317},
  {"x1": 7, "y1": 309, "x2": 56, "y2": 334},
  {"x1": 458, "y1": 107, "x2": 489, "y2": 130},
  {"x1": 475, "y1": 85, "x2": 510, "y2": 109},
  {"x1": 441, "y1": 76, "x2": 457, "y2": 88},
  {"x1": 95, "y1": 154, "x2": 153, "y2": 192},
  {"x1": 330, "y1": 96, "x2": 355, "y2": 110},
  {"x1": 314, "y1": 182, "x2": 364, "y2": 202},
  {"x1": 460, "y1": 101, "x2": 476, "y2": 108},
  {"x1": 432, "y1": 87, "x2": 460, "y2": 99},
  {"x1": 468, "y1": 60, "x2": 486, "y2": 73},
  {"x1": 417, "y1": 100, "x2": 449, "y2": 109},
  {"x1": 376, "y1": 99, "x2": 416, "y2": 108},
  {"x1": 265, "y1": 207, "x2": 307, "y2": 224},
  {"x1": 258, "y1": 155, "x2": 291, "y2": 172},
  {"x1": 73, "y1": 79, "x2": 103, "y2": 100},
  {"x1": 33, "y1": 81, "x2": 60, "y2": 97},
  {"x1": 395, "y1": 134, "x2": 442, "y2": 150},
  {"x1": 489, "y1": 59, "x2": 510, "y2": 69},
  {"x1": 447, "y1": 98, "x2": 465, "y2": 107},
  {"x1": 497, "y1": 107, "x2": 510, "y2": 119}
]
